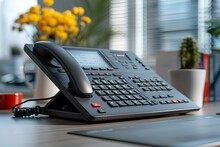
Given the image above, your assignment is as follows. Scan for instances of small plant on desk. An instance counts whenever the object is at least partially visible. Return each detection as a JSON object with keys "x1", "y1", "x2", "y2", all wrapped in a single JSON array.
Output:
[{"x1": 179, "y1": 36, "x2": 200, "y2": 69}]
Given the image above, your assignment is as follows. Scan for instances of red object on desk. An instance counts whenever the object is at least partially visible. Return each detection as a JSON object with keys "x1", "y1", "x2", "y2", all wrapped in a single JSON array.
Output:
[
  {"x1": 0, "y1": 93, "x2": 23, "y2": 109},
  {"x1": 202, "y1": 53, "x2": 209, "y2": 102}
]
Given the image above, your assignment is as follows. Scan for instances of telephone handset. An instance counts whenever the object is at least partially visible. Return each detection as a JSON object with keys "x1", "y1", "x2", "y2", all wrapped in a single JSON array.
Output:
[
  {"x1": 23, "y1": 41, "x2": 199, "y2": 122},
  {"x1": 33, "y1": 41, "x2": 93, "y2": 98}
]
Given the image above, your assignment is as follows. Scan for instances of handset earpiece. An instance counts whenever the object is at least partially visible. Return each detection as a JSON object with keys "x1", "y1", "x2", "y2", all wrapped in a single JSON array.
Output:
[{"x1": 33, "y1": 41, "x2": 93, "y2": 98}]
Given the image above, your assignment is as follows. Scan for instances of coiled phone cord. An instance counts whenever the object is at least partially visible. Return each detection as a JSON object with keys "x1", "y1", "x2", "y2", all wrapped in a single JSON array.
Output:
[{"x1": 12, "y1": 97, "x2": 53, "y2": 117}]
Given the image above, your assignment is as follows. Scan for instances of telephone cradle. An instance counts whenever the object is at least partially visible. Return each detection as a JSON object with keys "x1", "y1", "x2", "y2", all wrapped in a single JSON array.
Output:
[{"x1": 24, "y1": 41, "x2": 200, "y2": 122}]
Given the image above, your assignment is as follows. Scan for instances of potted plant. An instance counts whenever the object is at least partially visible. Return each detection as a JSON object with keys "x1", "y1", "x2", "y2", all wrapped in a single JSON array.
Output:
[{"x1": 169, "y1": 37, "x2": 206, "y2": 107}]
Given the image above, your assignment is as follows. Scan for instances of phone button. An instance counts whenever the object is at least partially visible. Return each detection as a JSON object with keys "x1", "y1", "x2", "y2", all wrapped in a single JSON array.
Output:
[
  {"x1": 97, "y1": 108, "x2": 106, "y2": 113},
  {"x1": 91, "y1": 67, "x2": 99, "y2": 70},
  {"x1": 91, "y1": 102, "x2": 101, "y2": 108},
  {"x1": 83, "y1": 67, "x2": 90, "y2": 70}
]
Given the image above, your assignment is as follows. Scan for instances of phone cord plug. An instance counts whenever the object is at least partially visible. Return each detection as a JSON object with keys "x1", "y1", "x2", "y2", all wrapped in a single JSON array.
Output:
[{"x1": 13, "y1": 106, "x2": 44, "y2": 117}]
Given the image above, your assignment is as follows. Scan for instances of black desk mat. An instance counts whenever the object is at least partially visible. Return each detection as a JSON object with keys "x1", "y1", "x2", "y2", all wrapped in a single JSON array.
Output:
[{"x1": 69, "y1": 116, "x2": 220, "y2": 147}]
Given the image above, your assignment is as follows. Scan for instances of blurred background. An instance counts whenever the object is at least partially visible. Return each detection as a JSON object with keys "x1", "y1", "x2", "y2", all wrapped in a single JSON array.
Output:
[{"x1": 0, "y1": 0, "x2": 219, "y2": 101}]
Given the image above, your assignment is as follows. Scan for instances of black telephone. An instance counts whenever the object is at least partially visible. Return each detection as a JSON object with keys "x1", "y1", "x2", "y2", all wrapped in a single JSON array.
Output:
[{"x1": 24, "y1": 41, "x2": 199, "y2": 121}]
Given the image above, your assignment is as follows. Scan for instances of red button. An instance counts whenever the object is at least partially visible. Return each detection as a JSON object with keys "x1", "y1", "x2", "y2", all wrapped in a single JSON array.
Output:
[
  {"x1": 91, "y1": 103, "x2": 101, "y2": 108},
  {"x1": 172, "y1": 100, "x2": 179, "y2": 104}
]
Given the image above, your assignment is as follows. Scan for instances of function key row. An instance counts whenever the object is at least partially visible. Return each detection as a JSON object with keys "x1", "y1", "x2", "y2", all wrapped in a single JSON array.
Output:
[
  {"x1": 57, "y1": 67, "x2": 114, "y2": 73},
  {"x1": 86, "y1": 73, "x2": 111, "y2": 76},
  {"x1": 118, "y1": 60, "x2": 139, "y2": 69},
  {"x1": 129, "y1": 76, "x2": 162, "y2": 82},
  {"x1": 107, "y1": 99, "x2": 188, "y2": 107},
  {"x1": 132, "y1": 78, "x2": 163, "y2": 83},
  {"x1": 130, "y1": 77, "x2": 173, "y2": 92},
  {"x1": 135, "y1": 58, "x2": 150, "y2": 70},
  {"x1": 106, "y1": 98, "x2": 189, "y2": 107},
  {"x1": 137, "y1": 82, "x2": 167, "y2": 87},
  {"x1": 92, "y1": 79, "x2": 128, "y2": 85},
  {"x1": 118, "y1": 61, "x2": 134, "y2": 64},
  {"x1": 95, "y1": 89, "x2": 140, "y2": 96},
  {"x1": 92, "y1": 85, "x2": 133, "y2": 90},
  {"x1": 142, "y1": 86, "x2": 172, "y2": 91},
  {"x1": 159, "y1": 99, "x2": 189, "y2": 104},
  {"x1": 83, "y1": 67, "x2": 114, "y2": 71},
  {"x1": 152, "y1": 94, "x2": 174, "y2": 99},
  {"x1": 101, "y1": 95, "x2": 146, "y2": 101},
  {"x1": 107, "y1": 99, "x2": 158, "y2": 107}
]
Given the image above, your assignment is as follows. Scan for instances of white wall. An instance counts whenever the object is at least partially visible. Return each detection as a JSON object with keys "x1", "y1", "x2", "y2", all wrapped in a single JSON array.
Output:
[{"x1": 0, "y1": 0, "x2": 37, "y2": 59}]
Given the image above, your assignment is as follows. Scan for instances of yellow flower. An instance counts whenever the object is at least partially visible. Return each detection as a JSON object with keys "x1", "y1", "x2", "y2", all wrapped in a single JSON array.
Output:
[
  {"x1": 78, "y1": 7, "x2": 85, "y2": 15},
  {"x1": 13, "y1": 3, "x2": 92, "y2": 45},
  {"x1": 69, "y1": 27, "x2": 79, "y2": 35},
  {"x1": 17, "y1": 16, "x2": 28, "y2": 25},
  {"x1": 39, "y1": 35, "x2": 47, "y2": 41},
  {"x1": 63, "y1": 10, "x2": 72, "y2": 16},
  {"x1": 72, "y1": 7, "x2": 84, "y2": 15},
  {"x1": 66, "y1": 19, "x2": 77, "y2": 27},
  {"x1": 28, "y1": 14, "x2": 40, "y2": 23},
  {"x1": 43, "y1": 0, "x2": 54, "y2": 6},
  {"x1": 56, "y1": 25, "x2": 65, "y2": 31},
  {"x1": 47, "y1": 17, "x2": 57, "y2": 26},
  {"x1": 40, "y1": 26, "x2": 51, "y2": 33},
  {"x1": 41, "y1": 8, "x2": 55, "y2": 16},
  {"x1": 56, "y1": 31, "x2": 68, "y2": 40},
  {"x1": 38, "y1": 19, "x2": 47, "y2": 26},
  {"x1": 81, "y1": 16, "x2": 92, "y2": 24},
  {"x1": 29, "y1": 5, "x2": 40, "y2": 14},
  {"x1": 53, "y1": 11, "x2": 62, "y2": 20}
]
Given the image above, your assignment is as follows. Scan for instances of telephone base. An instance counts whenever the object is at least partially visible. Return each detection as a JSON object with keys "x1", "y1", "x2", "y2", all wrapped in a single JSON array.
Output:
[{"x1": 44, "y1": 92, "x2": 87, "y2": 121}]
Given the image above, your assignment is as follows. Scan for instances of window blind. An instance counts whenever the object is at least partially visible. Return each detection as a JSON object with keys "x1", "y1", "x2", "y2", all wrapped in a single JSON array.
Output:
[
  {"x1": 110, "y1": 0, "x2": 129, "y2": 51},
  {"x1": 110, "y1": 0, "x2": 201, "y2": 64}
]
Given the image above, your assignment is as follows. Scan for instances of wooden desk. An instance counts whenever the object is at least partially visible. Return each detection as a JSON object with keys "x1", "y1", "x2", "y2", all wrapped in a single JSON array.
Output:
[{"x1": 0, "y1": 102, "x2": 219, "y2": 147}]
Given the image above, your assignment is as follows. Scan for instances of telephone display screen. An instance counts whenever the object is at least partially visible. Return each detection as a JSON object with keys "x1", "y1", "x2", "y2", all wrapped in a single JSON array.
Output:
[{"x1": 68, "y1": 50, "x2": 110, "y2": 68}]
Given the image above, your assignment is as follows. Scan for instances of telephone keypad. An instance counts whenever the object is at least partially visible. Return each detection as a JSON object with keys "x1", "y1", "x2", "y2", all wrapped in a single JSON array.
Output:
[
  {"x1": 92, "y1": 76, "x2": 154, "y2": 108},
  {"x1": 91, "y1": 76, "x2": 188, "y2": 109},
  {"x1": 130, "y1": 76, "x2": 173, "y2": 92}
]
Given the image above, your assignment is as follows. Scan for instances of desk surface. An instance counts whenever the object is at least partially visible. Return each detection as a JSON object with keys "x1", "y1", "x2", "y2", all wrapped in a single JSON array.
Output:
[{"x1": 0, "y1": 102, "x2": 219, "y2": 147}]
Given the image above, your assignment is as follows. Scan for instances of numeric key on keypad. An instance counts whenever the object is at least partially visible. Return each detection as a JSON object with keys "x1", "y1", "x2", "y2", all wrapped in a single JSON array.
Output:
[
  {"x1": 104, "y1": 90, "x2": 114, "y2": 95},
  {"x1": 139, "y1": 100, "x2": 149, "y2": 105},
  {"x1": 116, "y1": 101, "x2": 127, "y2": 106},
  {"x1": 99, "y1": 85, "x2": 108, "y2": 90},
  {"x1": 107, "y1": 101, "x2": 119, "y2": 107},
  {"x1": 124, "y1": 100, "x2": 135, "y2": 106},
  {"x1": 92, "y1": 85, "x2": 100, "y2": 90},
  {"x1": 112, "y1": 90, "x2": 122, "y2": 95},
  {"x1": 101, "y1": 96, "x2": 112, "y2": 101},
  {"x1": 106, "y1": 85, "x2": 116, "y2": 90},
  {"x1": 114, "y1": 85, "x2": 123, "y2": 90},
  {"x1": 134, "y1": 95, "x2": 143, "y2": 100},
  {"x1": 118, "y1": 95, "x2": 128, "y2": 100},
  {"x1": 126, "y1": 95, "x2": 135, "y2": 100},
  {"x1": 109, "y1": 96, "x2": 120, "y2": 101},
  {"x1": 93, "y1": 80, "x2": 102, "y2": 85},
  {"x1": 101, "y1": 80, "x2": 110, "y2": 85},
  {"x1": 132, "y1": 100, "x2": 142, "y2": 105},
  {"x1": 96, "y1": 91, "x2": 106, "y2": 96}
]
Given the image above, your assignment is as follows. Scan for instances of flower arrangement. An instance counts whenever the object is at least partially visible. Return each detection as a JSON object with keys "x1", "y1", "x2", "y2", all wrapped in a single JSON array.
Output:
[{"x1": 12, "y1": 0, "x2": 92, "y2": 46}]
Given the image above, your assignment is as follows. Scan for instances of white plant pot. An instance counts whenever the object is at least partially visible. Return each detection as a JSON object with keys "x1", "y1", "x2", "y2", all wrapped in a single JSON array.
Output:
[
  {"x1": 22, "y1": 60, "x2": 59, "y2": 100},
  {"x1": 34, "y1": 67, "x2": 59, "y2": 98},
  {"x1": 169, "y1": 69, "x2": 206, "y2": 108}
]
